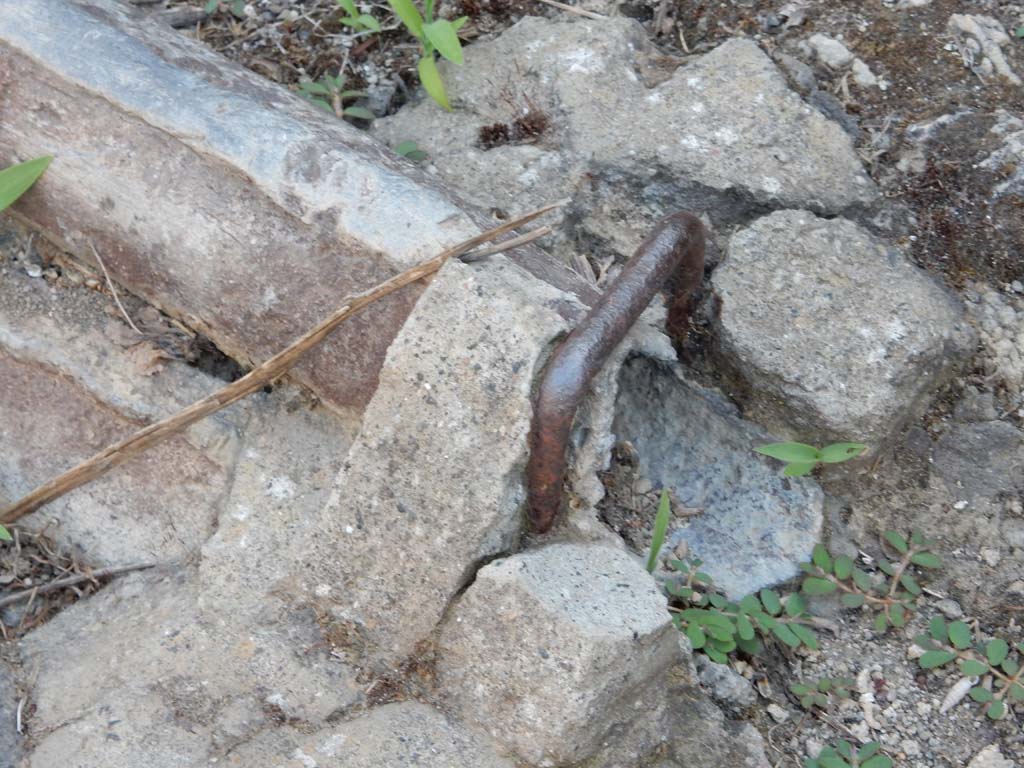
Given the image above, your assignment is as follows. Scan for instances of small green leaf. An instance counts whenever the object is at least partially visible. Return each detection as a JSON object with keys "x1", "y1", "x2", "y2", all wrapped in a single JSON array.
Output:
[
  {"x1": 310, "y1": 98, "x2": 334, "y2": 114},
  {"x1": 889, "y1": 602, "x2": 906, "y2": 628},
  {"x1": 343, "y1": 106, "x2": 376, "y2": 120},
  {"x1": 877, "y1": 559, "x2": 895, "y2": 576},
  {"x1": 0, "y1": 156, "x2": 52, "y2": 213},
  {"x1": 873, "y1": 612, "x2": 889, "y2": 633},
  {"x1": 840, "y1": 592, "x2": 865, "y2": 608},
  {"x1": 862, "y1": 757, "x2": 893, "y2": 768},
  {"x1": 771, "y1": 623, "x2": 800, "y2": 648},
  {"x1": 929, "y1": 616, "x2": 948, "y2": 642},
  {"x1": 423, "y1": 19, "x2": 464, "y2": 64},
  {"x1": 883, "y1": 531, "x2": 909, "y2": 554},
  {"x1": 230, "y1": 0, "x2": 245, "y2": 17},
  {"x1": 1002, "y1": 658, "x2": 1019, "y2": 676},
  {"x1": 852, "y1": 568, "x2": 873, "y2": 591},
  {"x1": 388, "y1": 0, "x2": 424, "y2": 38},
  {"x1": 0, "y1": 525, "x2": 11, "y2": 542},
  {"x1": 1008, "y1": 682, "x2": 1024, "y2": 702},
  {"x1": 784, "y1": 461, "x2": 817, "y2": 477},
  {"x1": 791, "y1": 623, "x2": 819, "y2": 650},
  {"x1": 812, "y1": 544, "x2": 833, "y2": 572},
  {"x1": 204, "y1": 0, "x2": 219, "y2": 12},
  {"x1": 337, "y1": 0, "x2": 358, "y2": 14},
  {"x1": 986, "y1": 700, "x2": 1005, "y2": 720},
  {"x1": 785, "y1": 593, "x2": 807, "y2": 617},
  {"x1": 820, "y1": 755, "x2": 851, "y2": 768},
  {"x1": 755, "y1": 442, "x2": 820, "y2": 462},
  {"x1": 693, "y1": 572, "x2": 714, "y2": 584},
  {"x1": 986, "y1": 638, "x2": 1009, "y2": 666},
  {"x1": 833, "y1": 555, "x2": 853, "y2": 580},
  {"x1": 919, "y1": 650, "x2": 957, "y2": 669},
  {"x1": 802, "y1": 577, "x2": 837, "y2": 596},
  {"x1": 705, "y1": 646, "x2": 728, "y2": 664},
  {"x1": 835, "y1": 742, "x2": 852, "y2": 759},
  {"x1": 357, "y1": 13, "x2": 381, "y2": 31},
  {"x1": 818, "y1": 442, "x2": 867, "y2": 463},
  {"x1": 646, "y1": 489, "x2": 671, "y2": 573},
  {"x1": 452, "y1": 14, "x2": 470, "y2": 30},
  {"x1": 958, "y1": 658, "x2": 988, "y2": 676},
  {"x1": 736, "y1": 613, "x2": 755, "y2": 641},
  {"x1": 948, "y1": 621, "x2": 971, "y2": 650},
  {"x1": 736, "y1": 635, "x2": 762, "y2": 655},
  {"x1": 913, "y1": 633, "x2": 938, "y2": 650},
  {"x1": 686, "y1": 623, "x2": 706, "y2": 650},
  {"x1": 739, "y1": 595, "x2": 761, "y2": 615},
  {"x1": 910, "y1": 551, "x2": 942, "y2": 568},
  {"x1": 417, "y1": 55, "x2": 450, "y2": 110},
  {"x1": 790, "y1": 683, "x2": 812, "y2": 696},
  {"x1": 760, "y1": 589, "x2": 782, "y2": 616},
  {"x1": 299, "y1": 81, "x2": 331, "y2": 95},
  {"x1": 899, "y1": 572, "x2": 921, "y2": 596},
  {"x1": 857, "y1": 742, "x2": 881, "y2": 761}
]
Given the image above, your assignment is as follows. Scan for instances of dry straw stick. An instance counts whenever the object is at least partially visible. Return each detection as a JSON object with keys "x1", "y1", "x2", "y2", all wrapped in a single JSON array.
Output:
[{"x1": 0, "y1": 203, "x2": 564, "y2": 524}]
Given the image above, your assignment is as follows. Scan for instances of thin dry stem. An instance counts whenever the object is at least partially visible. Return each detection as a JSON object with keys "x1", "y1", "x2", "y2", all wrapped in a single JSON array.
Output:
[{"x1": 0, "y1": 202, "x2": 564, "y2": 524}]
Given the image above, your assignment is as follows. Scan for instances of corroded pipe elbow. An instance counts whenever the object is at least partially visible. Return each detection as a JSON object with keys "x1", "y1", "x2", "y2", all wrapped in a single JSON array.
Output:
[{"x1": 526, "y1": 212, "x2": 706, "y2": 533}]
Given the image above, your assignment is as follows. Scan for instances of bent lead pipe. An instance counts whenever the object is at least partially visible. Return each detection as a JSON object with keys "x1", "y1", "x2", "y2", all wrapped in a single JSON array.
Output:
[{"x1": 526, "y1": 212, "x2": 706, "y2": 533}]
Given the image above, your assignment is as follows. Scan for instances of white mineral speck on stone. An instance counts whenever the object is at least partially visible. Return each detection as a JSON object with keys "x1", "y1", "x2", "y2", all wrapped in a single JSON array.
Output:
[{"x1": 266, "y1": 476, "x2": 297, "y2": 499}]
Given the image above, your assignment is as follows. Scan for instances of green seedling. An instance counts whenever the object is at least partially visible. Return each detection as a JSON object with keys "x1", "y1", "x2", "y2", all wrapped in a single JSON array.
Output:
[
  {"x1": 806, "y1": 740, "x2": 891, "y2": 768},
  {"x1": 336, "y1": 0, "x2": 381, "y2": 33},
  {"x1": 914, "y1": 619, "x2": 1024, "y2": 720},
  {"x1": 204, "y1": 0, "x2": 246, "y2": 19},
  {"x1": 790, "y1": 676, "x2": 856, "y2": 712},
  {"x1": 665, "y1": 558, "x2": 820, "y2": 664},
  {"x1": 0, "y1": 156, "x2": 51, "y2": 213},
  {"x1": 0, "y1": 525, "x2": 10, "y2": 543},
  {"x1": 394, "y1": 140, "x2": 428, "y2": 162},
  {"x1": 800, "y1": 532, "x2": 941, "y2": 633},
  {"x1": 755, "y1": 441, "x2": 867, "y2": 477},
  {"x1": 297, "y1": 73, "x2": 375, "y2": 122},
  {"x1": 387, "y1": 0, "x2": 468, "y2": 110},
  {"x1": 645, "y1": 489, "x2": 671, "y2": 573}
]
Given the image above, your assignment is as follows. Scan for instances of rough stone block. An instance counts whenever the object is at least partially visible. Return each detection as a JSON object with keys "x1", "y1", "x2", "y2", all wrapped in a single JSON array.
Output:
[
  {"x1": 712, "y1": 210, "x2": 975, "y2": 448},
  {"x1": 295, "y1": 257, "x2": 577, "y2": 670},
  {"x1": 437, "y1": 543, "x2": 680, "y2": 765},
  {"x1": 374, "y1": 17, "x2": 877, "y2": 262}
]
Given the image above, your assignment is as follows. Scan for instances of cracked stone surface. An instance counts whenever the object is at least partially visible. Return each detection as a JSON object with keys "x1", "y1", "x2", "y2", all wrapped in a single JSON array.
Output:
[
  {"x1": 712, "y1": 210, "x2": 975, "y2": 449},
  {"x1": 223, "y1": 702, "x2": 516, "y2": 768},
  {"x1": 373, "y1": 17, "x2": 877, "y2": 263},
  {"x1": 436, "y1": 543, "x2": 682, "y2": 765}
]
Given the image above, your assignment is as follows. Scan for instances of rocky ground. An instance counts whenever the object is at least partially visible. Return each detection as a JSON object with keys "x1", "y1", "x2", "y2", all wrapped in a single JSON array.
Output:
[{"x1": 2, "y1": 0, "x2": 1024, "y2": 766}]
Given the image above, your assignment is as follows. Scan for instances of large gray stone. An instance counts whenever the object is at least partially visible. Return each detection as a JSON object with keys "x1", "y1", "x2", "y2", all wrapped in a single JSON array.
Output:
[
  {"x1": 222, "y1": 702, "x2": 516, "y2": 768},
  {"x1": 0, "y1": 0, "x2": 589, "y2": 421},
  {"x1": 712, "y1": 210, "x2": 974, "y2": 449},
  {"x1": 933, "y1": 421, "x2": 1024, "y2": 504},
  {"x1": 374, "y1": 17, "x2": 877, "y2": 263},
  {"x1": 612, "y1": 356, "x2": 823, "y2": 598},
  {"x1": 292, "y1": 256, "x2": 577, "y2": 671},
  {"x1": 21, "y1": 568, "x2": 362, "y2": 767},
  {"x1": 437, "y1": 542, "x2": 680, "y2": 765}
]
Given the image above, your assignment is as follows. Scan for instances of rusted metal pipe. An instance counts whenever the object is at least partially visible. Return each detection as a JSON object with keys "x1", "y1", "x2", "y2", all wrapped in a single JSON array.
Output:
[{"x1": 526, "y1": 212, "x2": 706, "y2": 533}]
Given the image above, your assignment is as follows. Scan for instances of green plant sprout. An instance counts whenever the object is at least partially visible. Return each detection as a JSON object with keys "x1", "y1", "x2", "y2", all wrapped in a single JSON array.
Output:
[
  {"x1": 0, "y1": 155, "x2": 51, "y2": 213},
  {"x1": 805, "y1": 740, "x2": 891, "y2": 768},
  {"x1": 645, "y1": 488, "x2": 671, "y2": 573},
  {"x1": 800, "y1": 532, "x2": 941, "y2": 633},
  {"x1": 387, "y1": 0, "x2": 468, "y2": 110},
  {"x1": 0, "y1": 526, "x2": 10, "y2": 543},
  {"x1": 336, "y1": 0, "x2": 381, "y2": 33},
  {"x1": 297, "y1": 73, "x2": 375, "y2": 122},
  {"x1": 665, "y1": 559, "x2": 820, "y2": 663},
  {"x1": 756, "y1": 441, "x2": 867, "y2": 477},
  {"x1": 790, "y1": 676, "x2": 856, "y2": 712},
  {"x1": 914, "y1": 618, "x2": 1024, "y2": 720},
  {"x1": 394, "y1": 139, "x2": 428, "y2": 162}
]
